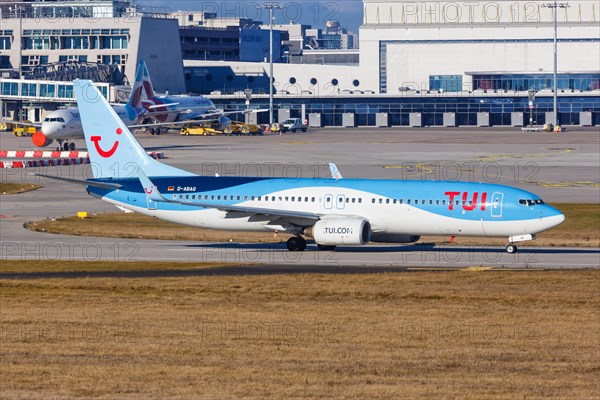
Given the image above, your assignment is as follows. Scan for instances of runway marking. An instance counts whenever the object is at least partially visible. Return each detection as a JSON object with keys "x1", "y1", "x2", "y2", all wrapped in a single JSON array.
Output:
[
  {"x1": 280, "y1": 141, "x2": 315, "y2": 145},
  {"x1": 537, "y1": 180, "x2": 600, "y2": 188},
  {"x1": 474, "y1": 148, "x2": 572, "y2": 162}
]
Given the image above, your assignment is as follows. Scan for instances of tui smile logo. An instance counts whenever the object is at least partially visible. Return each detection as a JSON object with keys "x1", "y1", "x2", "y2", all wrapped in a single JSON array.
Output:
[{"x1": 90, "y1": 128, "x2": 122, "y2": 158}]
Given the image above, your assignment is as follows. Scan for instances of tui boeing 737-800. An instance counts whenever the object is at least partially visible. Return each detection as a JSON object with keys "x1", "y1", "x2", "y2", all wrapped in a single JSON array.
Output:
[{"x1": 59, "y1": 80, "x2": 565, "y2": 253}]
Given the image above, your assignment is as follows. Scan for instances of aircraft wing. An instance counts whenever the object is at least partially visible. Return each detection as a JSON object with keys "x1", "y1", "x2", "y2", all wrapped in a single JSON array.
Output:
[
  {"x1": 0, "y1": 118, "x2": 42, "y2": 128},
  {"x1": 138, "y1": 173, "x2": 320, "y2": 222},
  {"x1": 34, "y1": 174, "x2": 123, "y2": 189}
]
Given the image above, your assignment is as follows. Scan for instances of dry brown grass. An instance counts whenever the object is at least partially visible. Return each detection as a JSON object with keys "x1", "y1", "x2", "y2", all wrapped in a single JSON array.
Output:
[
  {"x1": 1, "y1": 267, "x2": 598, "y2": 399},
  {"x1": 0, "y1": 182, "x2": 42, "y2": 195},
  {"x1": 25, "y1": 203, "x2": 599, "y2": 247}
]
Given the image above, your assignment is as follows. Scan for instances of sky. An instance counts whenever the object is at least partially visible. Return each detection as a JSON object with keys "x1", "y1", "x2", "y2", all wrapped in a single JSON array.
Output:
[{"x1": 138, "y1": 0, "x2": 364, "y2": 32}]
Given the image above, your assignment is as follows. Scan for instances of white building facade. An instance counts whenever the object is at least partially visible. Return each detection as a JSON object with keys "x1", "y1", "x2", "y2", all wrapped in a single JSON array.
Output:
[{"x1": 359, "y1": 0, "x2": 600, "y2": 94}]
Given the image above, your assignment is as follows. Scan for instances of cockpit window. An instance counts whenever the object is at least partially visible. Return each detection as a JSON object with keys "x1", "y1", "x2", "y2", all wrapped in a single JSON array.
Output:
[
  {"x1": 519, "y1": 199, "x2": 545, "y2": 206},
  {"x1": 43, "y1": 117, "x2": 65, "y2": 123}
]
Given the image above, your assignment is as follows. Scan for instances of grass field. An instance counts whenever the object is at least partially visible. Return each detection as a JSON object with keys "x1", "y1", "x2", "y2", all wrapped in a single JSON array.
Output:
[
  {"x1": 0, "y1": 263, "x2": 598, "y2": 399},
  {"x1": 25, "y1": 203, "x2": 600, "y2": 247},
  {"x1": 0, "y1": 182, "x2": 42, "y2": 195}
]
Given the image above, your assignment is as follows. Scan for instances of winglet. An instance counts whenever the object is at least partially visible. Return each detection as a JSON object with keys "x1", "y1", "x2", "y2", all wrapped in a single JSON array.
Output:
[
  {"x1": 329, "y1": 162, "x2": 343, "y2": 180},
  {"x1": 138, "y1": 171, "x2": 167, "y2": 202}
]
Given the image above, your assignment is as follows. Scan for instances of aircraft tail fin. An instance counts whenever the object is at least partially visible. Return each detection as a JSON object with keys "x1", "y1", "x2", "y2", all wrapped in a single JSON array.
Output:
[
  {"x1": 126, "y1": 60, "x2": 146, "y2": 109},
  {"x1": 140, "y1": 60, "x2": 156, "y2": 99},
  {"x1": 73, "y1": 80, "x2": 194, "y2": 179}
]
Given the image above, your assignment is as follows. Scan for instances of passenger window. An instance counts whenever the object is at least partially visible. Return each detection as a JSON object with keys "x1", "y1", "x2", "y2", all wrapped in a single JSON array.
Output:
[
  {"x1": 251, "y1": 196, "x2": 255, "y2": 201},
  {"x1": 372, "y1": 198, "x2": 375, "y2": 204},
  {"x1": 378, "y1": 199, "x2": 383, "y2": 204},
  {"x1": 429, "y1": 200, "x2": 433, "y2": 205},
  {"x1": 305, "y1": 197, "x2": 309, "y2": 202},
  {"x1": 291, "y1": 197, "x2": 295, "y2": 201},
  {"x1": 407, "y1": 199, "x2": 411, "y2": 204},
  {"x1": 244, "y1": 196, "x2": 248, "y2": 200},
  {"x1": 399, "y1": 199, "x2": 403, "y2": 204},
  {"x1": 386, "y1": 199, "x2": 390, "y2": 204},
  {"x1": 358, "y1": 198, "x2": 362, "y2": 203}
]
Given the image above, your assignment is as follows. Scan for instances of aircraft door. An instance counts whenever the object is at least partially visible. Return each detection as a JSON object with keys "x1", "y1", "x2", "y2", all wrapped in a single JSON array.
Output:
[
  {"x1": 336, "y1": 194, "x2": 346, "y2": 210},
  {"x1": 147, "y1": 197, "x2": 157, "y2": 210},
  {"x1": 491, "y1": 192, "x2": 503, "y2": 218}
]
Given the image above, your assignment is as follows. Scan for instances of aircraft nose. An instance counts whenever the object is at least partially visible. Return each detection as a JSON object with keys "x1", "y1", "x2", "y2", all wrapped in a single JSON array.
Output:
[
  {"x1": 41, "y1": 122, "x2": 58, "y2": 138},
  {"x1": 544, "y1": 212, "x2": 565, "y2": 229}
]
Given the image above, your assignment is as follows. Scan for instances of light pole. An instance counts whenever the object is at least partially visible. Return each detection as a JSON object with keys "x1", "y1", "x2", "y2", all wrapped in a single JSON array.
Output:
[
  {"x1": 258, "y1": 3, "x2": 282, "y2": 126},
  {"x1": 542, "y1": 1, "x2": 569, "y2": 129}
]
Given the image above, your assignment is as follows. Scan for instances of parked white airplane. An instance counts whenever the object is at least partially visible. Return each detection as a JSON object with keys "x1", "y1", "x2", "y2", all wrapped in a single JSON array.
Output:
[
  {"x1": 58, "y1": 80, "x2": 565, "y2": 253},
  {"x1": 2, "y1": 61, "x2": 266, "y2": 149}
]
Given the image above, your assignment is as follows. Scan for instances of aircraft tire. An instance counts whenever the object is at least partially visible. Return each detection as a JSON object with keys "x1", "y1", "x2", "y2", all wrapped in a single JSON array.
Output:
[
  {"x1": 506, "y1": 243, "x2": 517, "y2": 254},
  {"x1": 287, "y1": 236, "x2": 306, "y2": 252},
  {"x1": 69, "y1": 142, "x2": 76, "y2": 151}
]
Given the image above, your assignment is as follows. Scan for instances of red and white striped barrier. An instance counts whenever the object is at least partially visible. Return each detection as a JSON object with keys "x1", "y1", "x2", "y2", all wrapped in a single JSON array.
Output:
[
  {"x1": 0, "y1": 157, "x2": 90, "y2": 169},
  {"x1": 0, "y1": 150, "x2": 165, "y2": 159},
  {"x1": 0, "y1": 152, "x2": 165, "y2": 168}
]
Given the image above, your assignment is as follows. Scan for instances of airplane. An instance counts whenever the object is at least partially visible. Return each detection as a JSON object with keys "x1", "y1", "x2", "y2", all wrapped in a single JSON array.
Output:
[
  {"x1": 2, "y1": 62, "x2": 149, "y2": 151},
  {"x1": 54, "y1": 79, "x2": 565, "y2": 254},
  {"x1": 137, "y1": 61, "x2": 266, "y2": 132},
  {"x1": 2, "y1": 61, "x2": 265, "y2": 149}
]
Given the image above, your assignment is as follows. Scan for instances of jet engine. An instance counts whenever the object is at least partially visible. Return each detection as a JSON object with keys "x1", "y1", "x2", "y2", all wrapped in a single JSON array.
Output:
[
  {"x1": 32, "y1": 131, "x2": 53, "y2": 148},
  {"x1": 216, "y1": 115, "x2": 231, "y2": 131},
  {"x1": 304, "y1": 218, "x2": 371, "y2": 246},
  {"x1": 370, "y1": 233, "x2": 421, "y2": 243}
]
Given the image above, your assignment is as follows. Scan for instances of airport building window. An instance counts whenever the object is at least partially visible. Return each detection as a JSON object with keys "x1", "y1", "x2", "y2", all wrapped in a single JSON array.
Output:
[
  {"x1": 57, "y1": 84, "x2": 73, "y2": 98},
  {"x1": 21, "y1": 83, "x2": 37, "y2": 97},
  {"x1": 473, "y1": 73, "x2": 600, "y2": 92},
  {"x1": 0, "y1": 33, "x2": 12, "y2": 50},
  {"x1": 429, "y1": 75, "x2": 462, "y2": 92}
]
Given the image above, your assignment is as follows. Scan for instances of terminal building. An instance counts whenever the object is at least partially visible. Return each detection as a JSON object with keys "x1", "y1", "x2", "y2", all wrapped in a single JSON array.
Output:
[{"x1": 1, "y1": 0, "x2": 599, "y2": 126}]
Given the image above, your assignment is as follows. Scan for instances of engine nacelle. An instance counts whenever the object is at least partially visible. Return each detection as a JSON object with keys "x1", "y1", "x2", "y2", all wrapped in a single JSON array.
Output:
[
  {"x1": 305, "y1": 218, "x2": 371, "y2": 246},
  {"x1": 370, "y1": 233, "x2": 421, "y2": 243},
  {"x1": 216, "y1": 116, "x2": 231, "y2": 131},
  {"x1": 32, "y1": 131, "x2": 53, "y2": 147}
]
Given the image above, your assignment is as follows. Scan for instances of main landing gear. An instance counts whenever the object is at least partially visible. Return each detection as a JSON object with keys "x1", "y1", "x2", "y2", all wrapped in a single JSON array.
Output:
[
  {"x1": 285, "y1": 236, "x2": 337, "y2": 252},
  {"x1": 286, "y1": 236, "x2": 306, "y2": 252}
]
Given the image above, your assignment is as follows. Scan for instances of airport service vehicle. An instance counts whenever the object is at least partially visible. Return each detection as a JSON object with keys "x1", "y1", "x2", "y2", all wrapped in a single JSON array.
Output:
[
  {"x1": 62, "y1": 80, "x2": 565, "y2": 253},
  {"x1": 11, "y1": 122, "x2": 36, "y2": 137},
  {"x1": 282, "y1": 118, "x2": 308, "y2": 133}
]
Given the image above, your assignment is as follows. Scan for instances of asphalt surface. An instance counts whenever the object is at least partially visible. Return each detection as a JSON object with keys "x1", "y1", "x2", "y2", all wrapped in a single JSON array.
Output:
[{"x1": 1, "y1": 127, "x2": 598, "y2": 270}]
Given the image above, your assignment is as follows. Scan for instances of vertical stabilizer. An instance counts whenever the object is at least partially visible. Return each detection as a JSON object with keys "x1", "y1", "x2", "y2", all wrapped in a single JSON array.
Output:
[
  {"x1": 126, "y1": 61, "x2": 146, "y2": 109},
  {"x1": 140, "y1": 60, "x2": 156, "y2": 99},
  {"x1": 74, "y1": 80, "x2": 194, "y2": 179}
]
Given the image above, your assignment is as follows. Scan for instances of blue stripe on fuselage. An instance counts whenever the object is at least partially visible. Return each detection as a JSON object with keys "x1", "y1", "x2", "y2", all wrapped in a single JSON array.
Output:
[{"x1": 88, "y1": 176, "x2": 562, "y2": 222}]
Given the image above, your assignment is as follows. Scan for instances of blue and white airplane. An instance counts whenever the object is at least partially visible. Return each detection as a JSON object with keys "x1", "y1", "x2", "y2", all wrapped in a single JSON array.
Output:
[{"x1": 66, "y1": 80, "x2": 565, "y2": 253}]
